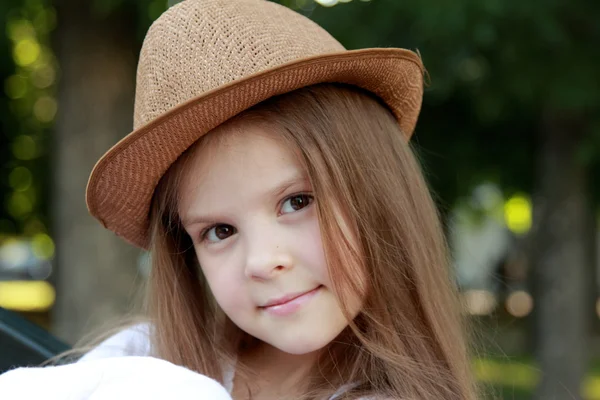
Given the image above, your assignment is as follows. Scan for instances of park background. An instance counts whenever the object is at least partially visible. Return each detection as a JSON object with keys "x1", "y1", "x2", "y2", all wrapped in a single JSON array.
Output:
[{"x1": 0, "y1": 0, "x2": 599, "y2": 398}]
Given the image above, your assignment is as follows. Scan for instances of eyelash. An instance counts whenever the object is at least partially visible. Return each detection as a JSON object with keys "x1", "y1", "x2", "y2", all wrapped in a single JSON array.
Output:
[{"x1": 198, "y1": 192, "x2": 314, "y2": 243}]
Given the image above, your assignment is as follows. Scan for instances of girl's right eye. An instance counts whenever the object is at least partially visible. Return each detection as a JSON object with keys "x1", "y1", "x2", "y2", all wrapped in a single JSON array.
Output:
[{"x1": 202, "y1": 224, "x2": 236, "y2": 243}]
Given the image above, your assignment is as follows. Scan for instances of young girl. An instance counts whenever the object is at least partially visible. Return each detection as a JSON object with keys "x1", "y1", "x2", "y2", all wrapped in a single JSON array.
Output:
[{"x1": 1, "y1": 0, "x2": 478, "y2": 399}]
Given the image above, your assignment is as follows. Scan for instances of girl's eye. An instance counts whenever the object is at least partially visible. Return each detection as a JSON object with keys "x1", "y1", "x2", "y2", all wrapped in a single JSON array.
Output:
[
  {"x1": 281, "y1": 194, "x2": 313, "y2": 214},
  {"x1": 203, "y1": 224, "x2": 236, "y2": 243}
]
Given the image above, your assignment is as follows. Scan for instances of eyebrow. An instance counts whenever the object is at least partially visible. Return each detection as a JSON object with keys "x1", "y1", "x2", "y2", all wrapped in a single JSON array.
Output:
[
  {"x1": 268, "y1": 174, "x2": 308, "y2": 201},
  {"x1": 180, "y1": 174, "x2": 309, "y2": 228}
]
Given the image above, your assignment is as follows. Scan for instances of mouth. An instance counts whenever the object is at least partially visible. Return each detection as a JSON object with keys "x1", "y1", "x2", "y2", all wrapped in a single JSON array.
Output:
[{"x1": 259, "y1": 285, "x2": 322, "y2": 316}]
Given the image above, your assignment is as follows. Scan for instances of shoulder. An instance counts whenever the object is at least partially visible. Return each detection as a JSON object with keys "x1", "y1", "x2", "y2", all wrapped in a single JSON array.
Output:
[{"x1": 78, "y1": 323, "x2": 152, "y2": 362}]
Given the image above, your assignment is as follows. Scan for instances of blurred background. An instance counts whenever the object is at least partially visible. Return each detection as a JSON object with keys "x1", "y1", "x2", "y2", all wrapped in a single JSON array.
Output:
[{"x1": 0, "y1": 0, "x2": 598, "y2": 398}]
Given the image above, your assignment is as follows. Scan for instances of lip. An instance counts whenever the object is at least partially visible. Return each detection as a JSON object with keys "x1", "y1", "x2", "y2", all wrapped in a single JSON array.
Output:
[{"x1": 260, "y1": 286, "x2": 322, "y2": 316}]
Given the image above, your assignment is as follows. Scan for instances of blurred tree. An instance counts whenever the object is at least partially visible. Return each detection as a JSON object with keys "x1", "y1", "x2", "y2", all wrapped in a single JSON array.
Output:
[
  {"x1": 50, "y1": 0, "x2": 162, "y2": 343},
  {"x1": 0, "y1": 2, "x2": 19, "y2": 237},
  {"x1": 302, "y1": 0, "x2": 599, "y2": 398},
  {"x1": 0, "y1": 0, "x2": 55, "y2": 241}
]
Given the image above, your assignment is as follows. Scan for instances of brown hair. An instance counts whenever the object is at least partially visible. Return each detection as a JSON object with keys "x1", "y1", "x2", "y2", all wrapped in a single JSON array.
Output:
[{"x1": 144, "y1": 83, "x2": 478, "y2": 399}]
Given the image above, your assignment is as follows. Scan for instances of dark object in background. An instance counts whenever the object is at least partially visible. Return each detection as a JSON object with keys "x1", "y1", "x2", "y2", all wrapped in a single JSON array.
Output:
[{"x1": 0, "y1": 307, "x2": 71, "y2": 373}]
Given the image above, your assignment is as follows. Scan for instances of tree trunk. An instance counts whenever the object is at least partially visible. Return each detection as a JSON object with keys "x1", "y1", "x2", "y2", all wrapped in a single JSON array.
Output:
[
  {"x1": 51, "y1": 2, "x2": 141, "y2": 344},
  {"x1": 531, "y1": 112, "x2": 592, "y2": 400}
]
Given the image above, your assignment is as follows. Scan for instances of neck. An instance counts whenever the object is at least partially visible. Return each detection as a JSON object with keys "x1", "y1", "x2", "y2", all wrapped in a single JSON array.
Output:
[{"x1": 233, "y1": 342, "x2": 319, "y2": 399}]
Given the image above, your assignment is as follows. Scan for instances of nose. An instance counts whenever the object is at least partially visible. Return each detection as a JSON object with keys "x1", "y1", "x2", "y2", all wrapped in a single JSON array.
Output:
[{"x1": 243, "y1": 229, "x2": 293, "y2": 281}]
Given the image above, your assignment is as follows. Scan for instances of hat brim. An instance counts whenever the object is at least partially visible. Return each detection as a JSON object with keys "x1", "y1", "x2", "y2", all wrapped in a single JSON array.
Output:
[{"x1": 86, "y1": 48, "x2": 424, "y2": 249}]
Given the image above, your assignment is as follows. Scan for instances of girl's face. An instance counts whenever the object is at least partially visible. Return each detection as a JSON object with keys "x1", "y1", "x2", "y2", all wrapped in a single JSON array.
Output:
[{"x1": 178, "y1": 121, "x2": 361, "y2": 356}]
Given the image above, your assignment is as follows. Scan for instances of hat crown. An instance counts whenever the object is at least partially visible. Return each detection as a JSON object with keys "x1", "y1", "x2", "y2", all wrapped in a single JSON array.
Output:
[{"x1": 133, "y1": 0, "x2": 345, "y2": 129}]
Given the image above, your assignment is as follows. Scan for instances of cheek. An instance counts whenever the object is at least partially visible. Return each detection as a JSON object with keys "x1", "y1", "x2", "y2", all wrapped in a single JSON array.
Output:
[
  {"x1": 305, "y1": 209, "x2": 367, "y2": 312},
  {"x1": 297, "y1": 215, "x2": 330, "y2": 283},
  {"x1": 196, "y1": 252, "x2": 247, "y2": 312}
]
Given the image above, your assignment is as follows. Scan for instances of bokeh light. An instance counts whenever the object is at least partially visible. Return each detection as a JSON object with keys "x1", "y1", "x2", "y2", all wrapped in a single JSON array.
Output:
[
  {"x1": 8, "y1": 166, "x2": 33, "y2": 192},
  {"x1": 31, "y1": 233, "x2": 55, "y2": 260},
  {"x1": 13, "y1": 38, "x2": 41, "y2": 67},
  {"x1": 7, "y1": 192, "x2": 33, "y2": 218},
  {"x1": 31, "y1": 64, "x2": 56, "y2": 88},
  {"x1": 0, "y1": 281, "x2": 55, "y2": 312},
  {"x1": 506, "y1": 290, "x2": 534, "y2": 318},
  {"x1": 33, "y1": 95, "x2": 57, "y2": 122},
  {"x1": 315, "y1": 0, "x2": 338, "y2": 6},
  {"x1": 4, "y1": 74, "x2": 28, "y2": 99},
  {"x1": 12, "y1": 135, "x2": 37, "y2": 160},
  {"x1": 315, "y1": 0, "x2": 371, "y2": 4},
  {"x1": 0, "y1": 238, "x2": 29, "y2": 268},
  {"x1": 504, "y1": 194, "x2": 532, "y2": 235},
  {"x1": 6, "y1": 19, "x2": 36, "y2": 42},
  {"x1": 462, "y1": 289, "x2": 497, "y2": 316}
]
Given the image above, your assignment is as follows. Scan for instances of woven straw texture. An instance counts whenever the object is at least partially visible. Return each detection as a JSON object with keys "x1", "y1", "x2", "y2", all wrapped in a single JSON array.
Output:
[{"x1": 86, "y1": 0, "x2": 425, "y2": 249}]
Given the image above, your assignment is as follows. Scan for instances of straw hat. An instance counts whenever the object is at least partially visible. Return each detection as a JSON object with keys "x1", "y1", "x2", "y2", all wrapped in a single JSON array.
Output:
[{"x1": 86, "y1": 0, "x2": 425, "y2": 249}]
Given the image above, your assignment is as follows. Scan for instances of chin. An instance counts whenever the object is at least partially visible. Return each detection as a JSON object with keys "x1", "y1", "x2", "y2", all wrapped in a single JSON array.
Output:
[{"x1": 267, "y1": 335, "x2": 332, "y2": 355}]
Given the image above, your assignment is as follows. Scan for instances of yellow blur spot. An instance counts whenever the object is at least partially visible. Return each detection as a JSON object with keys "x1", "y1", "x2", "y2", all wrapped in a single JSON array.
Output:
[
  {"x1": 31, "y1": 64, "x2": 56, "y2": 89},
  {"x1": 7, "y1": 192, "x2": 33, "y2": 218},
  {"x1": 8, "y1": 166, "x2": 33, "y2": 192},
  {"x1": 33, "y1": 8, "x2": 58, "y2": 34},
  {"x1": 473, "y1": 358, "x2": 538, "y2": 389},
  {"x1": 584, "y1": 375, "x2": 600, "y2": 400},
  {"x1": 32, "y1": 233, "x2": 55, "y2": 260},
  {"x1": 14, "y1": 39, "x2": 41, "y2": 67},
  {"x1": 12, "y1": 135, "x2": 37, "y2": 160},
  {"x1": 23, "y1": 219, "x2": 47, "y2": 237},
  {"x1": 474, "y1": 358, "x2": 600, "y2": 399},
  {"x1": 0, "y1": 281, "x2": 55, "y2": 312},
  {"x1": 6, "y1": 19, "x2": 35, "y2": 42},
  {"x1": 4, "y1": 75, "x2": 28, "y2": 99},
  {"x1": 33, "y1": 96, "x2": 58, "y2": 122},
  {"x1": 504, "y1": 195, "x2": 532, "y2": 235}
]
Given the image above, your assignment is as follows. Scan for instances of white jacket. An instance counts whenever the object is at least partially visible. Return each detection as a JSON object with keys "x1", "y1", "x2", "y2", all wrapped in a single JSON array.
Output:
[
  {"x1": 0, "y1": 324, "x2": 358, "y2": 399},
  {"x1": 0, "y1": 324, "x2": 232, "y2": 400},
  {"x1": 0, "y1": 356, "x2": 233, "y2": 400}
]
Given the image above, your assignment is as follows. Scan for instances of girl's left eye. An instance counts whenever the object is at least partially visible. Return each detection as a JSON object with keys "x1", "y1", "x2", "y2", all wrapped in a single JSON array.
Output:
[{"x1": 281, "y1": 194, "x2": 314, "y2": 214}]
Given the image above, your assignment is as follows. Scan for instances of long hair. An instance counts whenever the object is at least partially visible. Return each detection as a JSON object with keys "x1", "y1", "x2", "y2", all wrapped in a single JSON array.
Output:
[{"x1": 145, "y1": 83, "x2": 478, "y2": 399}]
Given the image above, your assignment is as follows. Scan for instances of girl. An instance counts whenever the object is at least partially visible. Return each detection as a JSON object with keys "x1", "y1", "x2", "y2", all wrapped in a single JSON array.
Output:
[{"x1": 1, "y1": 0, "x2": 478, "y2": 399}]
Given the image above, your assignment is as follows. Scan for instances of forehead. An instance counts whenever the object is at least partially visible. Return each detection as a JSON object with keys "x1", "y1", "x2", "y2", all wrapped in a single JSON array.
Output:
[{"x1": 178, "y1": 120, "x2": 305, "y2": 214}]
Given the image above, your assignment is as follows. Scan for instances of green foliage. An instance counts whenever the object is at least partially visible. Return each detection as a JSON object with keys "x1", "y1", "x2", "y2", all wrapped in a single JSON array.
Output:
[
  {"x1": 0, "y1": 0, "x2": 171, "y2": 236},
  {"x1": 305, "y1": 0, "x2": 599, "y2": 203},
  {"x1": 0, "y1": 0, "x2": 56, "y2": 237},
  {"x1": 1, "y1": 0, "x2": 598, "y2": 235},
  {"x1": 309, "y1": 0, "x2": 599, "y2": 113},
  {"x1": 88, "y1": 0, "x2": 167, "y2": 40}
]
